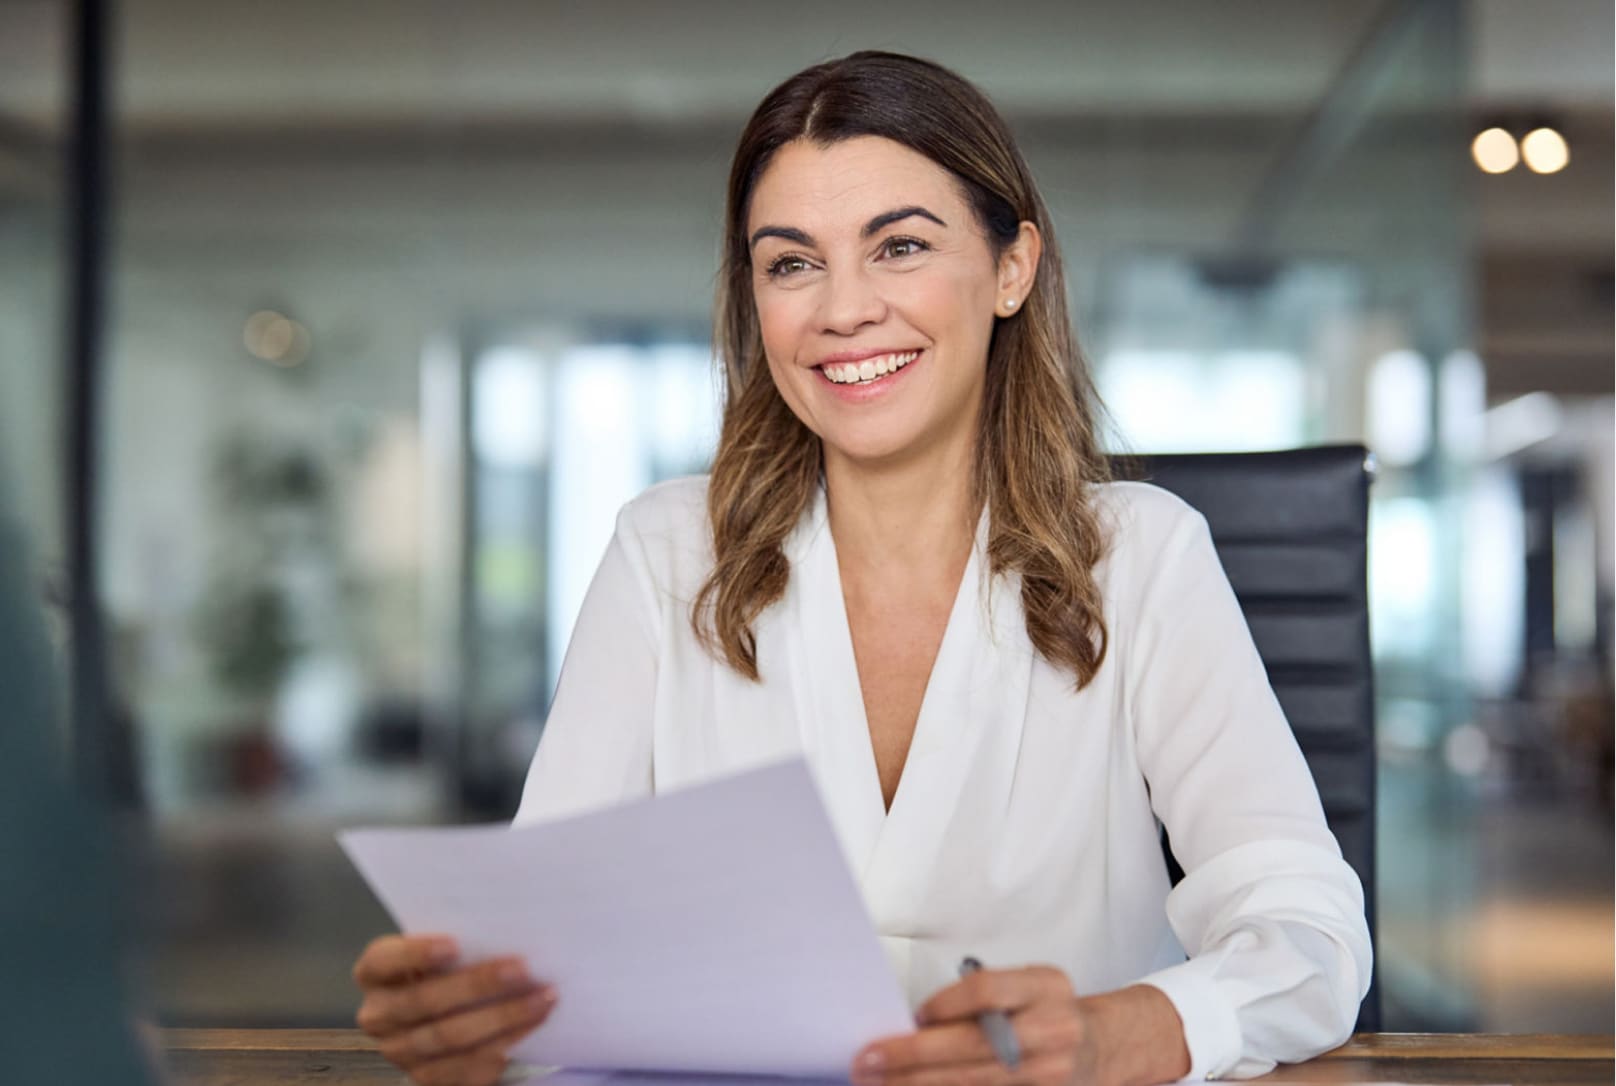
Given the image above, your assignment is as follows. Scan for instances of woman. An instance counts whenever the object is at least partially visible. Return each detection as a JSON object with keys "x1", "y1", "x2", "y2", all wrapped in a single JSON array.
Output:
[{"x1": 353, "y1": 51, "x2": 1371, "y2": 1086}]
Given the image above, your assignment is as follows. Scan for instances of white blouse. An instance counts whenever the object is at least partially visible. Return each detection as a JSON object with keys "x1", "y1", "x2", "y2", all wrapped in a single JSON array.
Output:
[{"x1": 514, "y1": 476, "x2": 1372, "y2": 1080}]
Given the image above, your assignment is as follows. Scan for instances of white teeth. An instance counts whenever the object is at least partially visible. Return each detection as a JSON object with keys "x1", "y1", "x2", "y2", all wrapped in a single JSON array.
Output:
[{"x1": 821, "y1": 350, "x2": 920, "y2": 385}]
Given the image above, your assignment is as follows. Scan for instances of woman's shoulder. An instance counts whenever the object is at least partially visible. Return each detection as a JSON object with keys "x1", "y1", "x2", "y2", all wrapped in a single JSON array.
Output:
[
  {"x1": 618, "y1": 474, "x2": 710, "y2": 537},
  {"x1": 1086, "y1": 478, "x2": 1217, "y2": 597},
  {"x1": 1090, "y1": 478, "x2": 1208, "y2": 544},
  {"x1": 612, "y1": 475, "x2": 714, "y2": 596},
  {"x1": 1086, "y1": 480, "x2": 1221, "y2": 633}
]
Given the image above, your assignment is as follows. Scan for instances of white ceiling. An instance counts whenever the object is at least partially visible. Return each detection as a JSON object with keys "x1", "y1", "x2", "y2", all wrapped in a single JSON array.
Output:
[
  {"x1": 1469, "y1": 0, "x2": 1614, "y2": 109},
  {"x1": 0, "y1": 0, "x2": 1608, "y2": 129}
]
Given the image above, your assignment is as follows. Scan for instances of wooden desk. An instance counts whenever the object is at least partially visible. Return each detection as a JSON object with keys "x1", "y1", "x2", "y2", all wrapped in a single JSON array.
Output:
[{"x1": 162, "y1": 1031, "x2": 1613, "y2": 1085}]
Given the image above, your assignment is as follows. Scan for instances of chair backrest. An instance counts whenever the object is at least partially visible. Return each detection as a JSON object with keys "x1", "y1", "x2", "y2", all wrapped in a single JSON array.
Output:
[{"x1": 1117, "y1": 445, "x2": 1379, "y2": 1031}]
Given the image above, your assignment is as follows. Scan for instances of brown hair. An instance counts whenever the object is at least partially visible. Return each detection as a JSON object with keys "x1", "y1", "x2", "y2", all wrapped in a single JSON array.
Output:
[{"x1": 693, "y1": 50, "x2": 1113, "y2": 688}]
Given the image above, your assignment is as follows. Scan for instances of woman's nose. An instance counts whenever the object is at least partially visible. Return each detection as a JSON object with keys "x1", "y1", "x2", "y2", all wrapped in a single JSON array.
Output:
[{"x1": 816, "y1": 267, "x2": 886, "y2": 335}]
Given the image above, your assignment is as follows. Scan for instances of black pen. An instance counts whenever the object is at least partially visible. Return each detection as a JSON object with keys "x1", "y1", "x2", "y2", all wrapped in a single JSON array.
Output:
[{"x1": 959, "y1": 956, "x2": 1021, "y2": 1070}]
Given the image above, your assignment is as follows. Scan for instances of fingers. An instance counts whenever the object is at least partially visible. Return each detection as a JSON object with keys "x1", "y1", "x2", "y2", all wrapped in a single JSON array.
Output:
[
  {"x1": 376, "y1": 987, "x2": 557, "y2": 1067},
  {"x1": 915, "y1": 965, "x2": 1073, "y2": 1025},
  {"x1": 354, "y1": 935, "x2": 558, "y2": 1083},
  {"x1": 857, "y1": 1020, "x2": 997, "y2": 1074},
  {"x1": 853, "y1": 968, "x2": 1089, "y2": 1086},
  {"x1": 858, "y1": 1004, "x2": 1083, "y2": 1074},
  {"x1": 353, "y1": 934, "x2": 459, "y2": 988},
  {"x1": 359, "y1": 957, "x2": 537, "y2": 1035}
]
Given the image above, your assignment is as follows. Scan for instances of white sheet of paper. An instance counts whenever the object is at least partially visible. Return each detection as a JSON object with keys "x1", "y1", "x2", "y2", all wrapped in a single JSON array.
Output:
[{"x1": 340, "y1": 759, "x2": 914, "y2": 1077}]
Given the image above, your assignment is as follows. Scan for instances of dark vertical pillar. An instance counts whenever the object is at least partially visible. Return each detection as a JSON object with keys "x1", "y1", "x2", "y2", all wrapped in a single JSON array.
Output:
[
  {"x1": 63, "y1": 0, "x2": 117, "y2": 799},
  {"x1": 1518, "y1": 463, "x2": 1565, "y2": 689}
]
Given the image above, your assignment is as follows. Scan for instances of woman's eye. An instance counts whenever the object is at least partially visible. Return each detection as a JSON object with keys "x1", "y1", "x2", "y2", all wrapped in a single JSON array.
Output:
[
  {"x1": 766, "y1": 255, "x2": 811, "y2": 278},
  {"x1": 881, "y1": 236, "x2": 930, "y2": 259}
]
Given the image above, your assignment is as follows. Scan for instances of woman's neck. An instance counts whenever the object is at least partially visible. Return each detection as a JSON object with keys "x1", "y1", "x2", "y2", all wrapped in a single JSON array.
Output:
[{"x1": 822, "y1": 437, "x2": 979, "y2": 586}]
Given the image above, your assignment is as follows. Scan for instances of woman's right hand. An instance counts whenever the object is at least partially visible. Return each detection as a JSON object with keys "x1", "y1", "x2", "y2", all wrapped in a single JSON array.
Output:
[{"x1": 353, "y1": 934, "x2": 558, "y2": 1086}]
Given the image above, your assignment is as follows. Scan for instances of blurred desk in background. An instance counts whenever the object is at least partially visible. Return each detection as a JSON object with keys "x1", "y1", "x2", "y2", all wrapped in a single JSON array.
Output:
[{"x1": 162, "y1": 1030, "x2": 1614, "y2": 1085}]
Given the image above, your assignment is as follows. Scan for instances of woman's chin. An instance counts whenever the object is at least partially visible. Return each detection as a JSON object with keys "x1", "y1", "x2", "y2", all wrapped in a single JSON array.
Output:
[{"x1": 819, "y1": 425, "x2": 937, "y2": 472}]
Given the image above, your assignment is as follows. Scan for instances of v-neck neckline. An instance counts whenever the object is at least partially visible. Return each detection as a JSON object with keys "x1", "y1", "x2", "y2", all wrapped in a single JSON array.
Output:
[
  {"x1": 792, "y1": 485, "x2": 988, "y2": 831},
  {"x1": 784, "y1": 483, "x2": 1038, "y2": 920},
  {"x1": 827, "y1": 518, "x2": 980, "y2": 821}
]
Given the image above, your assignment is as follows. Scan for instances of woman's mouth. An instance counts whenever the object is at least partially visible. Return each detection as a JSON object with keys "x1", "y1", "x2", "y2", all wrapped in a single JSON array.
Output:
[{"x1": 817, "y1": 349, "x2": 921, "y2": 386}]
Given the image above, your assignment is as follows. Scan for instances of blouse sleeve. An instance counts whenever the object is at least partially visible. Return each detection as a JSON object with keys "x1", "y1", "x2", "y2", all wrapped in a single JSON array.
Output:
[
  {"x1": 512, "y1": 506, "x2": 660, "y2": 826},
  {"x1": 1126, "y1": 502, "x2": 1372, "y2": 1080}
]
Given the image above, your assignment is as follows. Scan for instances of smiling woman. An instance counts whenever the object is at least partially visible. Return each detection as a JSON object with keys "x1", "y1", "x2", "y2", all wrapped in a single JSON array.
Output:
[{"x1": 350, "y1": 51, "x2": 1372, "y2": 1086}]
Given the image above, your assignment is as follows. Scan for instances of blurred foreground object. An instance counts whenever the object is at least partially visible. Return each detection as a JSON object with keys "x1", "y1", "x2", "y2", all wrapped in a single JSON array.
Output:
[{"x1": 0, "y1": 499, "x2": 154, "y2": 1081}]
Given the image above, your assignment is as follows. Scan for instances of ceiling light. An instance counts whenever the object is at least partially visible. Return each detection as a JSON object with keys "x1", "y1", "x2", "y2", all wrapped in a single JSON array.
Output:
[
  {"x1": 244, "y1": 309, "x2": 310, "y2": 367},
  {"x1": 1470, "y1": 127, "x2": 1518, "y2": 174},
  {"x1": 1520, "y1": 127, "x2": 1569, "y2": 174}
]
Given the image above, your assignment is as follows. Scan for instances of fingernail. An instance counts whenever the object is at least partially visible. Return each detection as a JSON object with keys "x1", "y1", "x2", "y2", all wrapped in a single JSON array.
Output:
[
  {"x1": 498, "y1": 961, "x2": 527, "y2": 984},
  {"x1": 858, "y1": 1050, "x2": 885, "y2": 1071},
  {"x1": 428, "y1": 939, "x2": 457, "y2": 965},
  {"x1": 529, "y1": 989, "x2": 557, "y2": 1012}
]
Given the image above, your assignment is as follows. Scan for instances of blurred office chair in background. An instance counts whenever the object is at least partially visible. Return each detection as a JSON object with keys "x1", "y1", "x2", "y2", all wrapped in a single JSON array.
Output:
[{"x1": 1122, "y1": 445, "x2": 1380, "y2": 1030}]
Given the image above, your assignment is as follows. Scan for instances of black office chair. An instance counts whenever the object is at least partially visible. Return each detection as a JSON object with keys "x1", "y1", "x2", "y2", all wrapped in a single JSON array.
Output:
[{"x1": 1117, "y1": 445, "x2": 1380, "y2": 1031}]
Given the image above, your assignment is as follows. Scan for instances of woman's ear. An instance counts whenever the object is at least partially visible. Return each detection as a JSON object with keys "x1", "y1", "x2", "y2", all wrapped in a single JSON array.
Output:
[{"x1": 995, "y1": 222, "x2": 1042, "y2": 317}]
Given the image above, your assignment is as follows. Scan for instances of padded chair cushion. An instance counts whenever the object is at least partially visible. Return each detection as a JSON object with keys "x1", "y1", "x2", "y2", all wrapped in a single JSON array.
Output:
[{"x1": 1115, "y1": 445, "x2": 1379, "y2": 1030}]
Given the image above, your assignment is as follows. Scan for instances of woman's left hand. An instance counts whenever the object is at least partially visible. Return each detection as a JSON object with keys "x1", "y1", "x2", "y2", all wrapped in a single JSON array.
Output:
[{"x1": 850, "y1": 966, "x2": 1190, "y2": 1086}]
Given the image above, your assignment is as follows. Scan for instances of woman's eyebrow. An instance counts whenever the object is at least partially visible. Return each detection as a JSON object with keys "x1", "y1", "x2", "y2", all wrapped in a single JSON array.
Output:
[
  {"x1": 749, "y1": 225, "x2": 814, "y2": 249},
  {"x1": 748, "y1": 205, "x2": 949, "y2": 250},
  {"x1": 860, "y1": 205, "x2": 947, "y2": 237}
]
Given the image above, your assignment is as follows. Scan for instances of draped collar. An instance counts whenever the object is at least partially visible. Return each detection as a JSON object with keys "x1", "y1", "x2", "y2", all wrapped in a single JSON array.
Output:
[{"x1": 779, "y1": 480, "x2": 1035, "y2": 917}]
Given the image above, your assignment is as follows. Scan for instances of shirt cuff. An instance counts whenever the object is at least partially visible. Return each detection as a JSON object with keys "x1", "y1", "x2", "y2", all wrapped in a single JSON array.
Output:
[{"x1": 1138, "y1": 957, "x2": 1246, "y2": 1081}]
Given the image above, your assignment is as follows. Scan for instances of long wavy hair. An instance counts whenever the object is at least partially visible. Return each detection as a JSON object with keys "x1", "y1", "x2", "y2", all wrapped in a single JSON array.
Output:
[{"x1": 692, "y1": 50, "x2": 1114, "y2": 689}]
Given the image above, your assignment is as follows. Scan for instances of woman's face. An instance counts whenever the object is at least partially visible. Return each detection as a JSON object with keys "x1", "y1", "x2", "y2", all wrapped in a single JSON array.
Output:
[{"x1": 746, "y1": 136, "x2": 1037, "y2": 472}]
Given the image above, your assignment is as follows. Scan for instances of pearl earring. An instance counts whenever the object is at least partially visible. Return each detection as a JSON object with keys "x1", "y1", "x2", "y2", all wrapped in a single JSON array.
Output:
[{"x1": 1005, "y1": 298, "x2": 1018, "y2": 310}]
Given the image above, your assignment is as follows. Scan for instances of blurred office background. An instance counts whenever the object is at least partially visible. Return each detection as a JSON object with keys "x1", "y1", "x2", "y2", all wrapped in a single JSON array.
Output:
[{"x1": 0, "y1": 0, "x2": 1610, "y2": 1032}]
